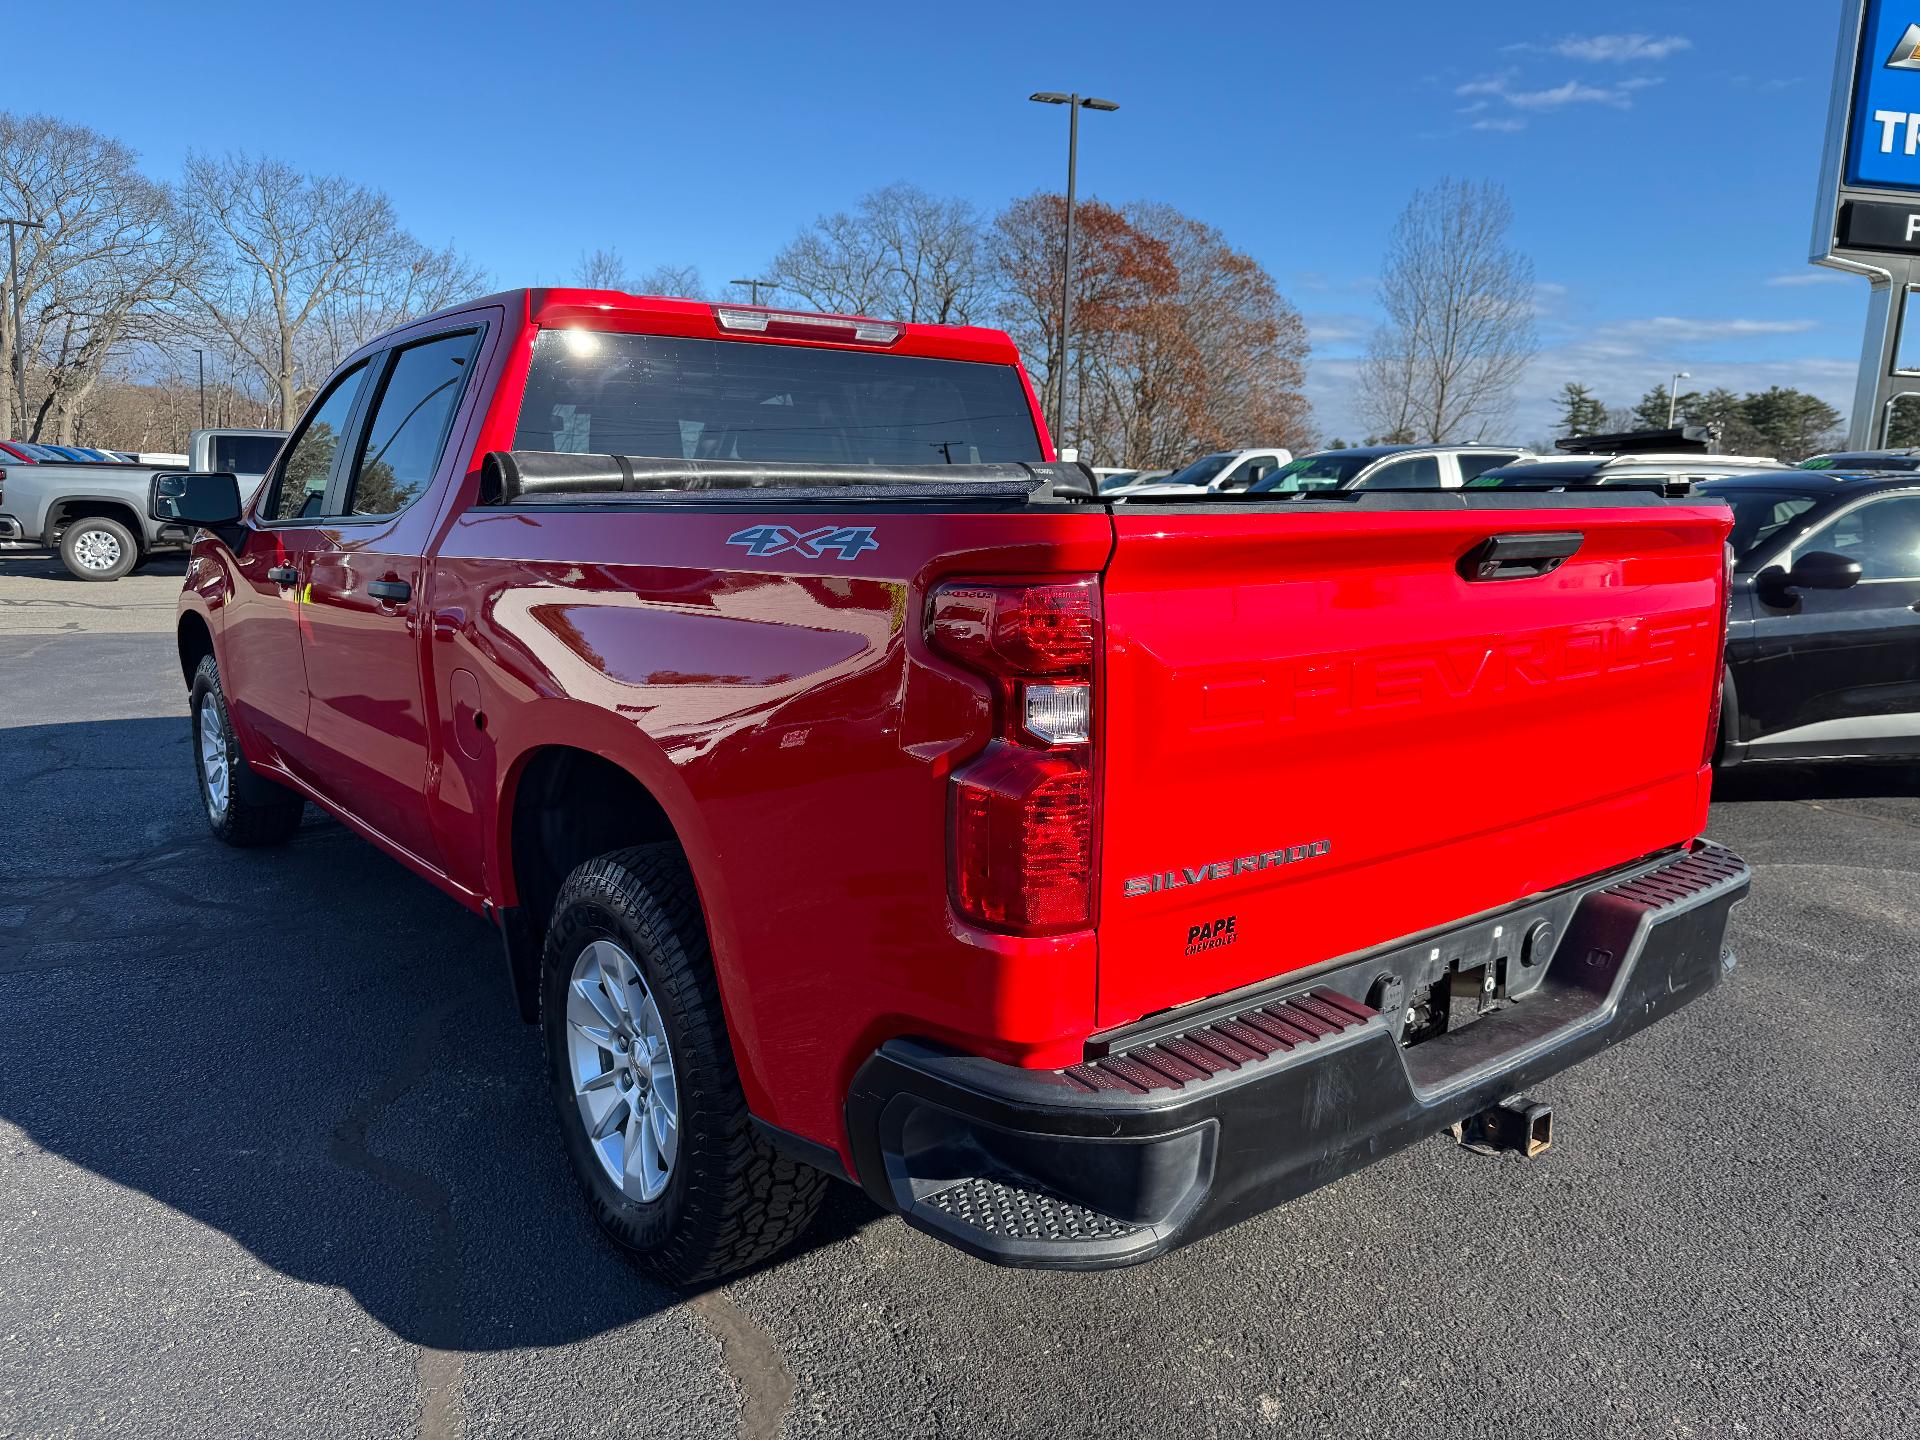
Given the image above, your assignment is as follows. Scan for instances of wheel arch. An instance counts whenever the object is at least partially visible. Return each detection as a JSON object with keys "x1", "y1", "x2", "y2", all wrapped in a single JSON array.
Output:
[
  {"x1": 177, "y1": 607, "x2": 216, "y2": 692},
  {"x1": 46, "y1": 496, "x2": 147, "y2": 548}
]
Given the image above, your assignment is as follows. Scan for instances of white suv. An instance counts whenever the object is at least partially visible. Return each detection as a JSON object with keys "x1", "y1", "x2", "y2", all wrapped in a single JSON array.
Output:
[{"x1": 1250, "y1": 444, "x2": 1531, "y2": 494}]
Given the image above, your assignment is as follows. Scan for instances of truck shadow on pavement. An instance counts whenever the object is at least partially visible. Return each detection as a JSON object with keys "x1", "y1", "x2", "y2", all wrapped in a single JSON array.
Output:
[{"x1": 0, "y1": 714, "x2": 881, "y2": 1353}]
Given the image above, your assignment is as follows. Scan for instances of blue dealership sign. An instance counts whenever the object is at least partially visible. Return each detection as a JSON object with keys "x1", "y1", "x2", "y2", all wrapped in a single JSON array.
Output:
[{"x1": 1848, "y1": 0, "x2": 1920, "y2": 189}]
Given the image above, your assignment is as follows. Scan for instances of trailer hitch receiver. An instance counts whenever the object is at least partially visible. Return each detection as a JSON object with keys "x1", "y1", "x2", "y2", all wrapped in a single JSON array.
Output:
[{"x1": 1450, "y1": 1095, "x2": 1553, "y2": 1158}]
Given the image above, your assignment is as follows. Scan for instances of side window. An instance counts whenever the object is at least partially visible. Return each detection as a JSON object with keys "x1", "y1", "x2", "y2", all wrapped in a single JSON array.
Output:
[
  {"x1": 1805, "y1": 494, "x2": 1920, "y2": 580},
  {"x1": 1362, "y1": 455, "x2": 1441, "y2": 490},
  {"x1": 1225, "y1": 460, "x2": 1272, "y2": 491},
  {"x1": 259, "y1": 363, "x2": 369, "y2": 522},
  {"x1": 337, "y1": 330, "x2": 482, "y2": 518},
  {"x1": 1457, "y1": 452, "x2": 1519, "y2": 483}
]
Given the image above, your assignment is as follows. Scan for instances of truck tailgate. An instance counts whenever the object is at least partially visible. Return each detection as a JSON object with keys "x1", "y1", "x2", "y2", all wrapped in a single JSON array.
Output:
[{"x1": 1095, "y1": 500, "x2": 1729, "y2": 1029}]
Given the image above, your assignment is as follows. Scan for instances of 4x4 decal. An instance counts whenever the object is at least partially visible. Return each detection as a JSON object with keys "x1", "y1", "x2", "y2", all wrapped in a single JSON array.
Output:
[{"x1": 726, "y1": 524, "x2": 879, "y2": 560}]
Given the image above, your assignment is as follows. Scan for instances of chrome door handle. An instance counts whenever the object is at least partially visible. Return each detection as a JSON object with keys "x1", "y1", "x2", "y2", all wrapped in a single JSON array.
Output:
[{"x1": 367, "y1": 579, "x2": 411, "y2": 603}]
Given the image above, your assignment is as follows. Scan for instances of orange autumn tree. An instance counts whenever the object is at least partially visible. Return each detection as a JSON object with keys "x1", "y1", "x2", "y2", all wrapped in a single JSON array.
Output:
[{"x1": 993, "y1": 193, "x2": 1311, "y2": 467}]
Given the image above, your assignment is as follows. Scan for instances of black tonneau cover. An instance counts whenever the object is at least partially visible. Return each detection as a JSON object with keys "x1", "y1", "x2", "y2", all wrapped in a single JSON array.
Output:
[{"x1": 480, "y1": 450, "x2": 1094, "y2": 505}]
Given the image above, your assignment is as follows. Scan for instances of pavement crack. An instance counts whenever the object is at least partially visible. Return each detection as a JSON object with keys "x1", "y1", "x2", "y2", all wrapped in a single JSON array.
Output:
[
  {"x1": 688, "y1": 1290, "x2": 795, "y2": 1440},
  {"x1": 327, "y1": 993, "x2": 475, "y2": 1440}
]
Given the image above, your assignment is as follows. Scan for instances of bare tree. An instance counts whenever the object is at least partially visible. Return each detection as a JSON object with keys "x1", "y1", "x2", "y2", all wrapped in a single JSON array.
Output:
[
  {"x1": 570, "y1": 248, "x2": 706, "y2": 299},
  {"x1": 0, "y1": 113, "x2": 202, "y2": 440},
  {"x1": 1358, "y1": 178, "x2": 1536, "y2": 443},
  {"x1": 574, "y1": 246, "x2": 629, "y2": 290},
  {"x1": 177, "y1": 152, "x2": 484, "y2": 426},
  {"x1": 768, "y1": 183, "x2": 989, "y2": 324}
]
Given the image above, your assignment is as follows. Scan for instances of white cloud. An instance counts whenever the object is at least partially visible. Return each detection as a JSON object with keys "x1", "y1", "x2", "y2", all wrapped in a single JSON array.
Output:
[
  {"x1": 1766, "y1": 271, "x2": 1853, "y2": 287},
  {"x1": 1548, "y1": 33, "x2": 1692, "y2": 63},
  {"x1": 1599, "y1": 316, "x2": 1822, "y2": 342},
  {"x1": 1303, "y1": 311, "x2": 1373, "y2": 347},
  {"x1": 1457, "y1": 72, "x2": 1651, "y2": 114},
  {"x1": 1472, "y1": 117, "x2": 1528, "y2": 133}
]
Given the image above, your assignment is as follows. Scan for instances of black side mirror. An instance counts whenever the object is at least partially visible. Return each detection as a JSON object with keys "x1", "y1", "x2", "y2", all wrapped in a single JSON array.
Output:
[
  {"x1": 151, "y1": 471, "x2": 242, "y2": 527},
  {"x1": 1787, "y1": 549, "x2": 1864, "y2": 590}
]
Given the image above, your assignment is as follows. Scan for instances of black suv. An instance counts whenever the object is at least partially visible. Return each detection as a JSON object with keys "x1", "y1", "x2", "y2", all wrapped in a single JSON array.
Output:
[{"x1": 1702, "y1": 471, "x2": 1920, "y2": 765}]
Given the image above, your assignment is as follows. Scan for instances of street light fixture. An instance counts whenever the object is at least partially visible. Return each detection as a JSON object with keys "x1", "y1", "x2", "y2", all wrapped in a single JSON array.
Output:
[
  {"x1": 730, "y1": 278, "x2": 779, "y2": 305},
  {"x1": 1668, "y1": 370, "x2": 1692, "y2": 428},
  {"x1": 1029, "y1": 91, "x2": 1119, "y2": 452},
  {"x1": 1, "y1": 214, "x2": 46, "y2": 435}
]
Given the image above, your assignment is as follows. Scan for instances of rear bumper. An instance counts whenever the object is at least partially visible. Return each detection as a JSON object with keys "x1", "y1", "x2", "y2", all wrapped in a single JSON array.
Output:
[
  {"x1": 846, "y1": 841, "x2": 1750, "y2": 1269},
  {"x1": 0, "y1": 516, "x2": 21, "y2": 542}
]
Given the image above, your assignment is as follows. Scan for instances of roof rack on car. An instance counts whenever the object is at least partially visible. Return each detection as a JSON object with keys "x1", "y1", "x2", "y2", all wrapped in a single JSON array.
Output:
[{"x1": 1555, "y1": 426, "x2": 1712, "y2": 456}]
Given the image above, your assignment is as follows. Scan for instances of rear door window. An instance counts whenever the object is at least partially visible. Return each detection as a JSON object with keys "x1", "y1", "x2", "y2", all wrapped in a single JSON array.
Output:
[
  {"x1": 1457, "y1": 452, "x2": 1520, "y2": 482},
  {"x1": 1360, "y1": 455, "x2": 1441, "y2": 489},
  {"x1": 513, "y1": 331, "x2": 1043, "y2": 466},
  {"x1": 337, "y1": 330, "x2": 481, "y2": 518}
]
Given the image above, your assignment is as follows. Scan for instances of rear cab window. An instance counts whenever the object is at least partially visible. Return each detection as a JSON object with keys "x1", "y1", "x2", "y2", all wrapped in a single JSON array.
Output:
[
  {"x1": 512, "y1": 331, "x2": 1043, "y2": 466},
  {"x1": 213, "y1": 435, "x2": 285, "y2": 475}
]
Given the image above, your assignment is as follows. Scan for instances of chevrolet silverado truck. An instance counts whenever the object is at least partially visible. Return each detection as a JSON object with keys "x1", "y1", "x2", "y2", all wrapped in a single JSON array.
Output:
[
  {"x1": 1, "y1": 427, "x2": 286, "y2": 580},
  {"x1": 157, "y1": 289, "x2": 1750, "y2": 1281}
]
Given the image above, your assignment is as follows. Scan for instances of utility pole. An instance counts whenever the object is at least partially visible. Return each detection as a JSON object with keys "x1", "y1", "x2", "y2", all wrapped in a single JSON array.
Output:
[
  {"x1": 1668, "y1": 371, "x2": 1692, "y2": 428},
  {"x1": 1, "y1": 215, "x2": 46, "y2": 436},
  {"x1": 194, "y1": 349, "x2": 207, "y2": 428},
  {"x1": 1028, "y1": 93, "x2": 1119, "y2": 451},
  {"x1": 730, "y1": 278, "x2": 779, "y2": 305}
]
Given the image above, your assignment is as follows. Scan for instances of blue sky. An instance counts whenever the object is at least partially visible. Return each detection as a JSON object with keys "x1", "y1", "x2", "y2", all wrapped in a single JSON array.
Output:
[{"x1": 4, "y1": 0, "x2": 1867, "y2": 443}]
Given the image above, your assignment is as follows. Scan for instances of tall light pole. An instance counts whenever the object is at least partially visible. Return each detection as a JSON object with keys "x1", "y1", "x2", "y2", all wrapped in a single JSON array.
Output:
[
  {"x1": 1667, "y1": 370, "x2": 1692, "y2": 427},
  {"x1": 1029, "y1": 91, "x2": 1118, "y2": 451},
  {"x1": 1, "y1": 215, "x2": 46, "y2": 435},
  {"x1": 194, "y1": 348, "x2": 207, "y2": 428},
  {"x1": 730, "y1": 278, "x2": 779, "y2": 305}
]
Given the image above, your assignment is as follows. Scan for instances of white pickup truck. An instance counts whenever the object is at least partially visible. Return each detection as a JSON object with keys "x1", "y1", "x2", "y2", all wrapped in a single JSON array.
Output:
[
  {"x1": 1104, "y1": 447, "x2": 1295, "y2": 497},
  {"x1": 0, "y1": 427, "x2": 286, "y2": 580}
]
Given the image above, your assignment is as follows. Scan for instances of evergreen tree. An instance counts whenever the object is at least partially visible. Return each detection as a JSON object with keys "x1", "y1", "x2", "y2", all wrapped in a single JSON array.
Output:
[
  {"x1": 1556, "y1": 382, "x2": 1609, "y2": 437},
  {"x1": 1741, "y1": 387, "x2": 1842, "y2": 459},
  {"x1": 1632, "y1": 383, "x2": 1701, "y2": 431}
]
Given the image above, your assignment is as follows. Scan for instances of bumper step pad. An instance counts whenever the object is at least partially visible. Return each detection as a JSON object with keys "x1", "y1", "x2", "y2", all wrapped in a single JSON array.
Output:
[
  {"x1": 923, "y1": 1175, "x2": 1143, "y2": 1244},
  {"x1": 1062, "y1": 988, "x2": 1379, "y2": 1096}
]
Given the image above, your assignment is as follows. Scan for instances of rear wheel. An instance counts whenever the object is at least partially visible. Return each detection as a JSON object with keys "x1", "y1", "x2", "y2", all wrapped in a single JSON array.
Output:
[
  {"x1": 190, "y1": 654, "x2": 304, "y2": 846},
  {"x1": 59, "y1": 516, "x2": 139, "y2": 581},
  {"x1": 542, "y1": 844, "x2": 827, "y2": 1283}
]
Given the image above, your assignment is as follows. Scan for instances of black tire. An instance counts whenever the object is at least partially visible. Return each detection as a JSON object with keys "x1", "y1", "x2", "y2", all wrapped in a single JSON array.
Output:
[
  {"x1": 58, "y1": 516, "x2": 140, "y2": 581},
  {"x1": 189, "y1": 654, "x2": 304, "y2": 846},
  {"x1": 542, "y1": 844, "x2": 827, "y2": 1284}
]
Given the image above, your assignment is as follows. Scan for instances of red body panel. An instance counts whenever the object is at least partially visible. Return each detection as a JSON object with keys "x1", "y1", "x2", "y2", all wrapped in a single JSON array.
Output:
[{"x1": 180, "y1": 287, "x2": 1730, "y2": 1174}]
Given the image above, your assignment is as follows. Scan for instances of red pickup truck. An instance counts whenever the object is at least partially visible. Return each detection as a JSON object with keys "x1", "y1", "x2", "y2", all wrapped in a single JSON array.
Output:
[{"x1": 156, "y1": 289, "x2": 1749, "y2": 1281}]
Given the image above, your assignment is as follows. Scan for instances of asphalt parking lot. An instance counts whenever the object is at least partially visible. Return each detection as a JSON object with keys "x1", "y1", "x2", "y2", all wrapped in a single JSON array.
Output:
[{"x1": 2, "y1": 549, "x2": 1917, "y2": 1440}]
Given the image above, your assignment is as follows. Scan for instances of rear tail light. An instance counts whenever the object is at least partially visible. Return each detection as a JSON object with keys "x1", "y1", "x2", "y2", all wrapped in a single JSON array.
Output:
[
  {"x1": 928, "y1": 578, "x2": 1100, "y2": 935},
  {"x1": 952, "y1": 748, "x2": 1093, "y2": 930},
  {"x1": 713, "y1": 305, "x2": 902, "y2": 345}
]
